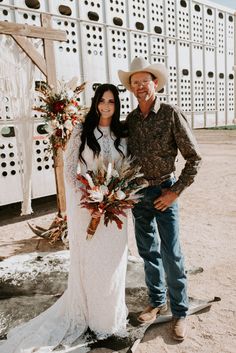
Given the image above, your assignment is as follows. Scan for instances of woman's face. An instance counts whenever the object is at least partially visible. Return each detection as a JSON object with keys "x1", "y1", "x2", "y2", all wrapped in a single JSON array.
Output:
[{"x1": 97, "y1": 90, "x2": 115, "y2": 126}]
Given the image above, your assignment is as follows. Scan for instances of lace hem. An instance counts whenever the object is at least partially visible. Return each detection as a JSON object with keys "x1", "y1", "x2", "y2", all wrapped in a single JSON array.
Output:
[{"x1": 0, "y1": 319, "x2": 128, "y2": 353}]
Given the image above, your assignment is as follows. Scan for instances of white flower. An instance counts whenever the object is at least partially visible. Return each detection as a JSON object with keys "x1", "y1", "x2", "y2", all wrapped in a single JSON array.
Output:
[
  {"x1": 64, "y1": 119, "x2": 73, "y2": 131},
  {"x1": 64, "y1": 103, "x2": 78, "y2": 115},
  {"x1": 88, "y1": 188, "x2": 104, "y2": 203},
  {"x1": 115, "y1": 189, "x2": 126, "y2": 200},
  {"x1": 100, "y1": 185, "x2": 109, "y2": 195},
  {"x1": 50, "y1": 120, "x2": 60, "y2": 128}
]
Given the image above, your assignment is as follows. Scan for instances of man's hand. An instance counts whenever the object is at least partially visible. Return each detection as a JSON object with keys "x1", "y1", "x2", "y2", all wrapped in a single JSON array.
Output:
[{"x1": 154, "y1": 189, "x2": 178, "y2": 211}]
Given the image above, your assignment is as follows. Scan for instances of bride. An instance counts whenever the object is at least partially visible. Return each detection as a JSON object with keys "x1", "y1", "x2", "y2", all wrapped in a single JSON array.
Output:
[{"x1": 0, "y1": 84, "x2": 129, "y2": 352}]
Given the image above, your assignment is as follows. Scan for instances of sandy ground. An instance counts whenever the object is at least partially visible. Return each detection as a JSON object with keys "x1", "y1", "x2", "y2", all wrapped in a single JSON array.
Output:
[{"x1": 0, "y1": 129, "x2": 236, "y2": 353}]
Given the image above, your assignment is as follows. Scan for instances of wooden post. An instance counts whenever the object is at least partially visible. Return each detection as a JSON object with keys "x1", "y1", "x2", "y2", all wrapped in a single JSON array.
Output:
[
  {"x1": 41, "y1": 13, "x2": 66, "y2": 217},
  {"x1": 52, "y1": 148, "x2": 66, "y2": 218}
]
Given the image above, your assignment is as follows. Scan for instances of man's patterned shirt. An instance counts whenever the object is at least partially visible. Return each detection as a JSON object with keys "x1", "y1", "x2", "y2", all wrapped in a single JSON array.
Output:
[{"x1": 126, "y1": 99, "x2": 202, "y2": 195}]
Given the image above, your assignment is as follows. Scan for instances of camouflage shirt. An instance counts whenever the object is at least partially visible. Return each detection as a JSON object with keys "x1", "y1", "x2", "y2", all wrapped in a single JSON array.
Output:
[{"x1": 126, "y1": 98, "x2": 202, "y2": 195}]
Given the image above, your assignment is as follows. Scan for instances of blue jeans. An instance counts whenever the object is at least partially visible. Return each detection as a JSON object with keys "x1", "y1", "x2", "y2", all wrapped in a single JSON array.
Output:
[{"x1": 132, "y1": 178, "x2": 188, "y2": 318}]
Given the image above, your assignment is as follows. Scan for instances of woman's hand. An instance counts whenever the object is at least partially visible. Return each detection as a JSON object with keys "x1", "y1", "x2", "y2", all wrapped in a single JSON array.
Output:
[{"x1": 154, "y1": 189, "x2": 178, "y2": 211}]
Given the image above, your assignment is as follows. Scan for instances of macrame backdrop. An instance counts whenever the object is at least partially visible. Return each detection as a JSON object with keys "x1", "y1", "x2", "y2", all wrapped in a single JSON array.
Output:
[{"x1": 0, "y1": 35, "x2": 35, "y2": 215}]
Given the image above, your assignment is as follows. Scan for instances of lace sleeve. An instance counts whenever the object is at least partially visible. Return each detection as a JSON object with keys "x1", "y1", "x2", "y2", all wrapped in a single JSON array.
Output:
[{"x1": 64, "y1": 123, "x2": 82, "y2": 191}]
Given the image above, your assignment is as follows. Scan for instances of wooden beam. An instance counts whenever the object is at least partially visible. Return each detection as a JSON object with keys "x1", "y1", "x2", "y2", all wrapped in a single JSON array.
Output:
[
  {"x1": 0, "y1": 20, "x2": 67, "y2": 41},
  {"x1": 41, "y1": 13, "x2": 67, "y2": 216},
  {"x1": 41, "y1": 14, "x2": 57, "y2": 89},
  {"x1": 12, "y1": 35, "x2": 47, "y2": 76}
]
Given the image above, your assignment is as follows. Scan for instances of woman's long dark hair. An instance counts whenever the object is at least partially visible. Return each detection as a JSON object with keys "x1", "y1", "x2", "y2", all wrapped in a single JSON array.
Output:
[{"x1": 79, "y1": 84, "x2": 127, "y2": 165}]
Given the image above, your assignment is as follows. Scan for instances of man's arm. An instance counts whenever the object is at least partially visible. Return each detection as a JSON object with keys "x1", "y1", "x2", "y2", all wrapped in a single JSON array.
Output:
[
  {"x1": 154, "y1": 107, "x2": 202, "y2": 212},
  {"x1": 170, "y1": 107, "x2": 202, "y2": 195}
]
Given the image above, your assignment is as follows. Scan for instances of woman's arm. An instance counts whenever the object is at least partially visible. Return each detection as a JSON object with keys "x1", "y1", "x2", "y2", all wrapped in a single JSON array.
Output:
[{"x1": 64, "y1": 123, "x2": 82, "y2": 191}]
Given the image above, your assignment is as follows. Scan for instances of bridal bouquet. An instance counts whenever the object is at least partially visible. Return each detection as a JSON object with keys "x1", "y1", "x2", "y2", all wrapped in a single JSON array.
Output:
[
  {"x1": 34, "y1": 80, "x2": 88, "y2": 150},
  {"x1": 77, "y1": 158, "x2": 148, "y2": 239}
]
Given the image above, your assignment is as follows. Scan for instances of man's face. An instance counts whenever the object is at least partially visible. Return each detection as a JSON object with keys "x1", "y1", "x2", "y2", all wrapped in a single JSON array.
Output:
[{"x1": 130, "y1": 72, "x2": 158, "y2": 102}]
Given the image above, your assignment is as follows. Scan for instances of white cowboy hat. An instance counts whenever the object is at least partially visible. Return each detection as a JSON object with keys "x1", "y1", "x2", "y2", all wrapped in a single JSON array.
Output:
[{"x1": 118, "y1": 56, "x2": 168, "y2": 92}]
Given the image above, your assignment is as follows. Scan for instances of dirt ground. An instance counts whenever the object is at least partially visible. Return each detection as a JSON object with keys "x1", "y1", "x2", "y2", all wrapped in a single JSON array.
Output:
[{"x1": 0, "y1": 129, "x2": 236, "y2": 353}]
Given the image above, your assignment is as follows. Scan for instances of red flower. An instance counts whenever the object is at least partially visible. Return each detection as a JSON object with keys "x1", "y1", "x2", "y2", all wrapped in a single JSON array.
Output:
[
  {"x1": 55, "y1": 129, "x2": 62, "y2": 137},
  {"x1": 52, "y1": 101, "x2": 65, "y2": 113}
]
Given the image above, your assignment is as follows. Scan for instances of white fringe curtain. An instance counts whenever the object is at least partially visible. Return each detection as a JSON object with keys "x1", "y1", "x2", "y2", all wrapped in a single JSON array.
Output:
[{"x1": 0, "y1": 35, "x2": 35, "y2": 215}]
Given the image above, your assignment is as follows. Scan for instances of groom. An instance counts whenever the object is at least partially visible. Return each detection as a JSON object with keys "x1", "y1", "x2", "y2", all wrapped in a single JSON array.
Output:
[{"x1": 118, "y1": 57, "x2": 202, "y2": 340}]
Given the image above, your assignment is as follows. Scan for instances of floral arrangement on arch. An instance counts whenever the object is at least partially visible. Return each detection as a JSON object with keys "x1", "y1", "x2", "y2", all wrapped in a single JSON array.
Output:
[
  {"x1": 77, "y1": 157, "x2": 149, "y2": 240},
  {"x1": 34, "y1": 79, "x2": 88, "y2": 151},
  {"x1": 28, "y1": 215, "x2": 68, "y2": 248}
]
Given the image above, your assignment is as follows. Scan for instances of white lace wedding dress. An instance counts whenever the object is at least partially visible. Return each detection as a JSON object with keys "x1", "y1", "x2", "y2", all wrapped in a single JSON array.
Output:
[{"x1": 0, "y1": 124, "x2": 128, "y2": 353}]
